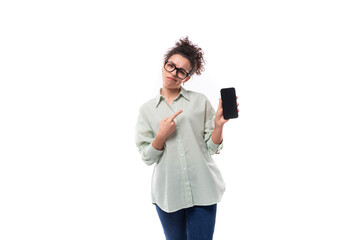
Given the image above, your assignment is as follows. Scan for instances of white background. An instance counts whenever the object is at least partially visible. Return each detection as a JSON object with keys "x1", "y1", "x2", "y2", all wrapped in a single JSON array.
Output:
[{"x1": 1, "y1": 0, "x2": 359, "y2": 239}]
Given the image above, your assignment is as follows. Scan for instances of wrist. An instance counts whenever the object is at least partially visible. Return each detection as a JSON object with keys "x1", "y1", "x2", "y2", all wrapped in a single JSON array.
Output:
[
  {"x1": 211, "y1": 128, "x2": 223, "y2": 145},
  {"x1": 152, "y1": 134, "x2": 166, "y2": 150},
  {"x1": 214, "y1": 122, "x2": 225, "y2": 129},
  {"x1": 155, "y1": 133, "x2": 166, "y2": 144}
]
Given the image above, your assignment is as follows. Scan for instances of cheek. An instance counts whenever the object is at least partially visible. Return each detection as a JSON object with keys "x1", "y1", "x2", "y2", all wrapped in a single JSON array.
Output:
[{"x1": 161, "y1": 69, "x2": 167, "y2": 79}]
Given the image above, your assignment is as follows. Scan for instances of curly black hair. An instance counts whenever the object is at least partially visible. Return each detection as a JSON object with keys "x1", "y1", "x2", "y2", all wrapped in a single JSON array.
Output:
[{"x1": 164, "y1": 36, "x2": 205, "y2": 76}]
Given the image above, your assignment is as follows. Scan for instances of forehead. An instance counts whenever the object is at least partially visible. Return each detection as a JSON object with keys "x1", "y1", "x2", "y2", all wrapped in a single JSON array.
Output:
[{"x1": 168, "y1": 54, "x2": 191, "y2": 71}]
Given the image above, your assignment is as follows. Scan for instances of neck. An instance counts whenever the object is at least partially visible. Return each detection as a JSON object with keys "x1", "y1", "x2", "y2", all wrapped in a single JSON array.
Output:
[{"x1": 161, "y1": 86, "x2": 181, "y2": 99}]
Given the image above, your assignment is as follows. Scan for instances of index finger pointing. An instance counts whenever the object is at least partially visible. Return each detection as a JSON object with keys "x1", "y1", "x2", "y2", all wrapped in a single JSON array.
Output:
[{"x1": 169, "y1": 110, "x2": 183, "y2": 121}]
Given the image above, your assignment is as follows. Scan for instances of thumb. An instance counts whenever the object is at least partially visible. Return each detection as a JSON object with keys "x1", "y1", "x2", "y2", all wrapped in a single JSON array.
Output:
[{"x1": 217, "y1": 98, "x2": 222, "y2": 111}]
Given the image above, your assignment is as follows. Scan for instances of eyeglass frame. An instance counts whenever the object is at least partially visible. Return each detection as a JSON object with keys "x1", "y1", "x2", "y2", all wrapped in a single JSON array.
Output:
[{"x1": 163, "y1": 60, "x2": 191, "y2": 80}]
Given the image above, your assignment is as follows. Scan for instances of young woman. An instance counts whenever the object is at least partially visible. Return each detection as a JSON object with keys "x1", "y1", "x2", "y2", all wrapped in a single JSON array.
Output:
[{"x1": 135, "y1": 37, "x2": 238, "y2": 240}]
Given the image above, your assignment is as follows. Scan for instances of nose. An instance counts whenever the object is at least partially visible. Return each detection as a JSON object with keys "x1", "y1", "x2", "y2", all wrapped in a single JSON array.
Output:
[{"x1": 170, "y1": 70, "x2": 178, "y2": 78}]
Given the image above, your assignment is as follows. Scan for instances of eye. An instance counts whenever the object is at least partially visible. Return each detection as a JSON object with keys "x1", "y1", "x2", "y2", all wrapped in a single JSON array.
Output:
[{"x1": 178, "y1": 69, "x2": 187, "y2": 77}]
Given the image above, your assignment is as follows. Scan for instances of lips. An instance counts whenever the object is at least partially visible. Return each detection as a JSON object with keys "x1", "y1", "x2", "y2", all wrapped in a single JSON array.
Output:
[{"x1": 167, "y1": 77, "x2": 177, "y2": 82}]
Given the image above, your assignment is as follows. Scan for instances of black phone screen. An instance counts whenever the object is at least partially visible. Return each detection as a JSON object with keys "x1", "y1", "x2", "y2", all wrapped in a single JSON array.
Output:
[{"x1": 220, "y1": 87, "x2": 238, "y2": 119}]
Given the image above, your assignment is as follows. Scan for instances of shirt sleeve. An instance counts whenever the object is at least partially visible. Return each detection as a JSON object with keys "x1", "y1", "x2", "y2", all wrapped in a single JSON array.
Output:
[
  {"x1": 203, "y1": 97, "x2": 223, "y2": 155},
  {"x1": 135, "y1": 107, "x2": 164, "y2": 165}
]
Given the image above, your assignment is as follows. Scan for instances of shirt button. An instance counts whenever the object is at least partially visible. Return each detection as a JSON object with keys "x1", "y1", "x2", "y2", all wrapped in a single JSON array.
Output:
[
  {"x1": 186, "y1": 182, "x2": 190, "y2": 185},
  {"x1": 181, "y1": 153, "x2": 184, "y2": 157},
  {"x1": 183, "y1": 168, "x2": 186, "y2": 170}
]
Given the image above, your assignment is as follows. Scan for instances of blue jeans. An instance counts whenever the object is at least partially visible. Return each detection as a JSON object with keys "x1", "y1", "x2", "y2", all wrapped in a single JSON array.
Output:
[{"x1": 155, "y1": 204, "x2": 217, "y2": 240}]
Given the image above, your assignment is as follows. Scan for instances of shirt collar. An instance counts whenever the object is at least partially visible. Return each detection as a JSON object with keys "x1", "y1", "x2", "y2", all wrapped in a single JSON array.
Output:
[{"x1": 155, "y1": 86, "x2": 190, "y2": 108}]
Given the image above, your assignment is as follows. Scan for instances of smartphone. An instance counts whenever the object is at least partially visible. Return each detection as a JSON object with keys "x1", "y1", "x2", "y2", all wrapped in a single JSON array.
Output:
[{"x1": 220, "y1": 87, "x2": 238, "y2": 119}]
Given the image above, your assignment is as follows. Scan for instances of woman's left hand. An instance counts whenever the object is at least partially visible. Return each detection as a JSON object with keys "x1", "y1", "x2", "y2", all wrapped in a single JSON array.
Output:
[{"x1": 214, "y1": 97, "x2": 239, "y2": 127}]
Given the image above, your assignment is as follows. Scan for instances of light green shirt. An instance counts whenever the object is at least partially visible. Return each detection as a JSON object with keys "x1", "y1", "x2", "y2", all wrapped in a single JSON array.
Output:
[{"x1": 135, "y1": 87, "x2": 225, "y2": 213}]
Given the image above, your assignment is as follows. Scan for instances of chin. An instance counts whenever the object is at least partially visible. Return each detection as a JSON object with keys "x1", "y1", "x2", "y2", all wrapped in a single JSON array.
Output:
[{"x1": 164, "y1": 80, "x2": 178, "y2": 88}]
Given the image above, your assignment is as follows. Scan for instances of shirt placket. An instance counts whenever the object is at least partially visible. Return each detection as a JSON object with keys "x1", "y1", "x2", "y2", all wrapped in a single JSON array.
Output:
[{"x1": 171, "y1": 98, "x2": 194, "y2": 206}]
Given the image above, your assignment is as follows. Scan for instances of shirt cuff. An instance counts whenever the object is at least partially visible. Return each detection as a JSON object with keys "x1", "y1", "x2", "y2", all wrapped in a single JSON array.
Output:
[
  {"x1": 146, "y1": 143, "x2": 164, "y2": 160},
  {"x1": 207, "y1": 136, "x2": 223, "y2": 154}
]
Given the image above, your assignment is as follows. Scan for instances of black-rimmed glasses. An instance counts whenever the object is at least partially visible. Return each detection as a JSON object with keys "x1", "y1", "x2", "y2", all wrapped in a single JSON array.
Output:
[{"x1": 164, "y1": 61, "x2": 190, "y2": 80}]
